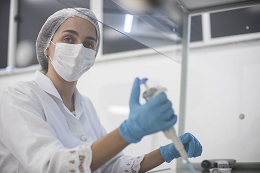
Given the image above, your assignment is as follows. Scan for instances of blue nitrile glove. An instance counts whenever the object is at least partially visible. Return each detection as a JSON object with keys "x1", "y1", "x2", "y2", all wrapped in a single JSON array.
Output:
[
  {"x1": 119, "y1": 78, "x2": 177, "y2": 143},
  {"x1": 160, "y1": 133, "x2": 202, "y2": 163}
]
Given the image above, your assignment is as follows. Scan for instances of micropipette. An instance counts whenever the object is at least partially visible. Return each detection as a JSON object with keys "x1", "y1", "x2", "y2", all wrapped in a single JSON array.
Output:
[{"x1": 140, "y1": 78, "x2": 196, "y2": 173}]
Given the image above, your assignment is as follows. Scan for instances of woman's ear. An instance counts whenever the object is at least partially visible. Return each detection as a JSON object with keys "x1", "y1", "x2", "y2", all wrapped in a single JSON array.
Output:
[
  {"x1": 45, "y1": 48, "x2": 53, "y2": 63},
  {"x1": 45, "y1": 47, "x2": 49, "y2": 56}
]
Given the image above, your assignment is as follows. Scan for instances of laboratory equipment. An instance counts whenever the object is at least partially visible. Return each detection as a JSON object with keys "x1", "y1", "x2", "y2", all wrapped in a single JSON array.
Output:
[
  {"x1": 140, "y1": 78, "x2": 196, "y2": 173},
  {"x1": 209, "y1": 168, "x2": 232, "y2": 173},
  {"x1": 201, "y1": 159, "x2": 236, "y2": 169}
]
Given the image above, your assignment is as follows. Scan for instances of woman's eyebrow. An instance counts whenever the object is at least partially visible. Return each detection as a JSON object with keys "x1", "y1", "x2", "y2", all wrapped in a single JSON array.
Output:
[
  {"x1": 86, "y1": 36, "x2": 96, "y2": 42},
  {"x1": 62, "y1": 30, "x2": 79, "y2": 36},
  {"x1": 62, "y1": 30, "x2": 96, "y2": 42}
]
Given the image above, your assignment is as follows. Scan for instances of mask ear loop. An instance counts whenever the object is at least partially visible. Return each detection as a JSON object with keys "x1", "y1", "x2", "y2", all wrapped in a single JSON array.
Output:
[
  {"x1": 50, "y1": 41, "x2": 56, "y2": 46},
  {"x1": 47, "y1": 41, "x2": 56, "y2": 62},
  {"x1": 48, "y1": 55, "x2": 54, "y2": 62}
]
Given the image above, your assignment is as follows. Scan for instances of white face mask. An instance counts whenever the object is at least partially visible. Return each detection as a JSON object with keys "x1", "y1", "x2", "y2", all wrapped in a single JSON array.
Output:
[{"x1": 49, "y1": 41, "x2": 96, "y2": 82}]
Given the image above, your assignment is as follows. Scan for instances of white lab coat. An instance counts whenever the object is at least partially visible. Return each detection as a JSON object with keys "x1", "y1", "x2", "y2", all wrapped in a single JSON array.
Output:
[{"x1": 0, "y1": 71, "x2": 144, "y2": 173}]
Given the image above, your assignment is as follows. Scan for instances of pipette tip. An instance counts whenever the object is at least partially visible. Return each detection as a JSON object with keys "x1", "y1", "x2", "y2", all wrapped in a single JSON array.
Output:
[{"x1": 186, "y1": 160, "x2": 197, "y2": 173}]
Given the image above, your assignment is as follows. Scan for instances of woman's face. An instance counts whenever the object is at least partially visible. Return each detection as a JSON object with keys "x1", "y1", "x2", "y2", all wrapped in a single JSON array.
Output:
[{"x1": 46, "y1": 16, "x2": 97, "y2": 61}]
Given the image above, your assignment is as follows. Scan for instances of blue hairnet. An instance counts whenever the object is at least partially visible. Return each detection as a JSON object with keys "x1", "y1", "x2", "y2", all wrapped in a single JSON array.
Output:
[{"x1": 36, "y1": 8, "x2": 100, "y2": 74}]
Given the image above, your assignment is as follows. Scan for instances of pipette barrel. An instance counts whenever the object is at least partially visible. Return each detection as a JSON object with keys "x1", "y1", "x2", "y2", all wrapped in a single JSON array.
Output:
[{"x1": 163, "y1": 127, "x2": 188, "y2": 160}]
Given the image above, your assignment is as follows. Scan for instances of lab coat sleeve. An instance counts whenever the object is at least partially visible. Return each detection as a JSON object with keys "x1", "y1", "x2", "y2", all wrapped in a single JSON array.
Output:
[
  {"x1": 98, "y1": 125, "x2": 145, "y2": 173},
  {"x1": 0, "y1": 85, "x2": 92, "y2": 173}
]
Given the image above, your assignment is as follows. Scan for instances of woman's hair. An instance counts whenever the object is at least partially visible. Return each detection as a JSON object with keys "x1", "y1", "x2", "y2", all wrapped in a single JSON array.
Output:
[{"x1": 36, "y1": 8, "x2": 100, "y2": 74}]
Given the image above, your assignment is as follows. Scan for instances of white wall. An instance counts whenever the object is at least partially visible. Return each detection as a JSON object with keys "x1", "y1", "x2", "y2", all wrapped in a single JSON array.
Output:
[
  {"x1": 0, "y1": 39, "x2": 259, "y2": 170},
  {"x1": 185, "y1": 40, "x2": 260, "y2": 163}
]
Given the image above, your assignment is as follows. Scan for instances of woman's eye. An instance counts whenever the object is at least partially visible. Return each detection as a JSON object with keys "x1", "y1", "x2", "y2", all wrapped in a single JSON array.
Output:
[
  {"x1": 63, "y1": 37, "x2": 74, "y2": 43},
  {"x1": 83, "y1": 42, "x2": 95, "y2": 50}
]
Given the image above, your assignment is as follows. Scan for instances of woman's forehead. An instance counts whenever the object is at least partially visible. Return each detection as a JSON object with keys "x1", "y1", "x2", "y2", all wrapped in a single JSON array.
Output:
[{"x1": 56, "y1": 16, "x2": 97, "y2": 38}]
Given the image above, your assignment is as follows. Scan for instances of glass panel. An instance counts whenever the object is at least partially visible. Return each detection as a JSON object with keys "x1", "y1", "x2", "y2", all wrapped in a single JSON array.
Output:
[
  {"x1": 184, "y1": 42, "x2": 260, "y2": 162},
  {"x1": 102, "y1": 0, "x2": 148, "y2": 54},
  {"x1": 103, "y1": 25, "x2": 148, "y2": 54},
  {"x1": 57, "y1": 0, "x2": 184, "y2": 62},
  {"x1": 185, "y1": 5, "x2": 260, "y2": 164},
  {"x1": 103, "y1": 0, "x2": 202, "y2": 54},
  {"x1": 110, "y1": 0, "x2": 183, "y2": 61},
  {"x1": 16, "y1": 0, "x2": 90, "y2": 68},
  {"x1": 0, "y1": 0, "x2": 10, "y2": 69}
]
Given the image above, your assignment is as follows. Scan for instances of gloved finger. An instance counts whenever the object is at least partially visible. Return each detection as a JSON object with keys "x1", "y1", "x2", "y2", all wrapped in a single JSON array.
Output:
[
  {"x1": 161, "y1": 114, "x2": 177, "y2": 131},
  {"x1": 152, "y1": 100, "x2": 172, "y2": 116},
  {"x1": 182, "y1": 133, "x2": 202, "y2": 157},
  {"x1": 161, "y1": 107, "x2": 175, "y2": 121},
  {"x1": 193, "y1": 138, "x2": 203, "y2": 157},
  {"x1": 179, "y1": 133, "x2": 195, "y2": 157},
  {"x1": 193, "y1": 145, "x2": 202, "y2": 157},
  {"x1": 187, "y1": 137, "x2": 196, "y2": 157},
  {"x1": 179, "y1": 133, "x2": 192, "y2": 144},
  {"x1": 147, "y1": 92, "x2": 168, "y2": 107},
  {"x1": 159, "y1": 100, "x2": 173, "y2": 113},
  {"x1": 129, "y1": 78, "x2": 140, "y2": 106}
]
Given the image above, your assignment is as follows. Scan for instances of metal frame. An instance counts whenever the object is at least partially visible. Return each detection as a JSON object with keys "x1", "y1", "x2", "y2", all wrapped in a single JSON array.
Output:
[
  {"x1": 189, "y1": 0, "x2": 260, "y2": 16},
  {"x1": 177, "y1": 0, "x2": 260, "y2": 170},
  {"x1": 90, "y1": 0, "x2": 103, "y2": 58},
  {"x1": 7, "y1": 0, "x2": 19, "y2": 72},
  {"x1": 176, "y1": 11, "x2": 191, "y2": 169}
]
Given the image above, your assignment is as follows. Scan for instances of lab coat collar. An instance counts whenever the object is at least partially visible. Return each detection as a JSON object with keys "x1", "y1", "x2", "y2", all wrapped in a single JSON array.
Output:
[
  {"x1": 33, "y1": 70, "x2": 84, "y2": 119},
  {"x1": 74, "y1": 88, "x2": 84, "y2": 119},
  {"x1": 33, "y1": 70, "x2": 62, "y2": 100}
]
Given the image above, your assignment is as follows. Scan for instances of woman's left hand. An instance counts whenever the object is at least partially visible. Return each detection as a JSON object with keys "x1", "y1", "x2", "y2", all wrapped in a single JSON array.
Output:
[{"x1": 160, "y1": 133, "x2": 202, "y2": 163}]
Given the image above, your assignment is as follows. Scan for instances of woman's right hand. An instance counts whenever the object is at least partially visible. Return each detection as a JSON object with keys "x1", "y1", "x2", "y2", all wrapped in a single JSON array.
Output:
[{"x1": 119, "y1": 78, "x2": 177, "y2": 143}]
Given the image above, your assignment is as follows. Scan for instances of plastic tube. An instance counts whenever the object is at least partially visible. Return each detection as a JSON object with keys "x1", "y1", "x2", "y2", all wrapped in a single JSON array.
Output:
[{"x1": 163, "y1": 127, "x2": 188, "y2": 161}]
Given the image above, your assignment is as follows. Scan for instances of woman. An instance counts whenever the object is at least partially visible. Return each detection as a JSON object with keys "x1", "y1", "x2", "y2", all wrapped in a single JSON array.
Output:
[{"x1": 0, "y1": 8, "x2": 202, "y2": 173}]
